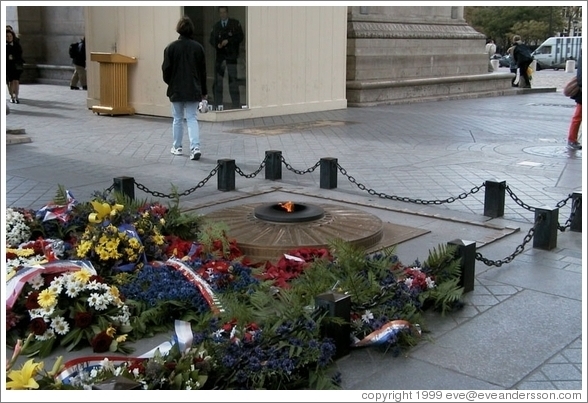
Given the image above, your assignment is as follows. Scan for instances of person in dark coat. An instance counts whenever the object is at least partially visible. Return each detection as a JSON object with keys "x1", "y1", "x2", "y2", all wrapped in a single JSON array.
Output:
[
  {"x1": 512, "y1": 35, "x2": 533, "y2": 89},
  {"x1": 70, "y1": 37, "x2": 87, "y2": 90},
  {"x1": 162, "y1": 15, "x2": 208, "y2": 161},
  {"x1": 209, "y1": 6, "x2": 244, "y2": 110},
  {"x1": 6, "y1": 28, "x2": 24, "y2": 103},
  {"x1": 567, "y1": 52, "x2": 582, "y2": 150}
]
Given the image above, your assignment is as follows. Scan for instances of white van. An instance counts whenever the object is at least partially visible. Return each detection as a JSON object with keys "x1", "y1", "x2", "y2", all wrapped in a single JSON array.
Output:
[{"x1": 532, "y1": 36, "x2": 582, "y2": 71}]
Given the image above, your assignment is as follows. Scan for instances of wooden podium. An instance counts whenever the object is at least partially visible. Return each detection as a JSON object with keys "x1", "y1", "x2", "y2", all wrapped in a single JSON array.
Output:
[{"x1": 90, "y1": 52, "x2": 137, "y2": 116}]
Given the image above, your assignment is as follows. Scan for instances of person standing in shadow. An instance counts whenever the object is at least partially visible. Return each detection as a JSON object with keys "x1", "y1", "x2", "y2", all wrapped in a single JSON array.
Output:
[
  {"x1": 70, "y1": 37, "x2": 87, "y2": 90},
  {"x1": 209, "y1": 6, "x2": 244, "y2": 110}
]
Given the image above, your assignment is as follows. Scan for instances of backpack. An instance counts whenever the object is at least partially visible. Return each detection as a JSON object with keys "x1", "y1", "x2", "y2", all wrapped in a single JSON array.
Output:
[
  {"x1": 69, "y1": 42, "x2": 79, "y2": 59},
  {"x1": 516, "y1": 44, "x2": 534, "y2": 64}
]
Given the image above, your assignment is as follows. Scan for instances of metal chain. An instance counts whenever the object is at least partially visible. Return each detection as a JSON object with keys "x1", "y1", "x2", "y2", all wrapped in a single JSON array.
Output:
[
  {"x1": 104, "y1": 184, "x2": 115, "y2": 193},
  {"x1": 281, "y1": 155, "x2": 321, "y2": 175},
  {"x1": 337, "y1": 163, "x2": 484, "y2": 205},
  {"x1": 505, "y1": 185, "x2": 536, "y2": 212},
  {"x1": 557, "y1": 194, "x2": 578, "y2": 232},
  {"x1": 235, "y1": 155, "x2": 268, "y2": 178},
  {"x1": 134, "y1": 164, "x2": 220, "y2": 199},
  {"x1": 475, "y1": 214, "x2": 544, "y2": 267}
]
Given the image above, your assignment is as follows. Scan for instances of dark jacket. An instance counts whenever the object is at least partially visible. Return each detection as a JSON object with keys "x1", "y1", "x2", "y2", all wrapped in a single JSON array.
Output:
[
  {"x1": 6, "y1": 39, "x2": 24, "y2": 72},
  {"x1": 72, "y1": 39, "x2": 86, "y2": 68},
  {"x1": 162, "y1": 35, "x2": 208, "y2": 103},
  {"x1": 572, "y1": 53, "x2": 582, "y2": 105},
  {"x1": 512, "y1": 42, "x2": 533, "y2": 65},
  {"x1": 209, "y1": 18, "x2": 244, "y2": 62}
]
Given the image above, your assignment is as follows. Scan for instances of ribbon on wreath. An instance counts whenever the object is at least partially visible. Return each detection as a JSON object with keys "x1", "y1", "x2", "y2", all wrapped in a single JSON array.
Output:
[
  {"x1": 55, "y1": 320, "x2": 194, "y2": 384},
  {"x1": 35, "y1": 190, "x2": 77, "y2": 223},
  {"x1": 5, "y1": 260, "x2": 97, "y2": 310},
  {"x1": 352, "y1": 319, "x2": 420, "y2": 348}
]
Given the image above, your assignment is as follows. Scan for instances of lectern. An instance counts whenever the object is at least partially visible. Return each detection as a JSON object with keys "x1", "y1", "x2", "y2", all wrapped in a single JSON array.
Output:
[{"x1": 90, "y1": 52, "x2": 137, "y2": 116}]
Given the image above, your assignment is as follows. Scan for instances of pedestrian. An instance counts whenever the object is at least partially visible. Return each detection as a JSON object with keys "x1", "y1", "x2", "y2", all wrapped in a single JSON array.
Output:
[
  {"x1": 70, "y1": 36, "x2": 87, "y2": 90},
  {"x1": 507, "y1": 46, "x2": 518, "y2": 87},
  {"x1": 485, "y1": 38, "x2": 496, "y2": 72},
  {"x1": 511, "y1": 35, "x2": 533, "y2": 89},
  {"x1": 162, "y1": 15, "x2": 208, "y2": 161},
  {"x1": 6, "y1": 28, "x2": 24, "y2": 104},
  {"x1": 567, "y1": 52, "x2": 582, "y2": 150},
  {"x1": 209, "y1": 6, "x2": 244, "y2": 110}
]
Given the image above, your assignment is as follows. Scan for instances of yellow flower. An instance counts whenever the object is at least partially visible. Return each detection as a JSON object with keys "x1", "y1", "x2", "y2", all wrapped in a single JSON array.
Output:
[
  {"x1": 106, "y1": 326, "x2": 116, "y2": 337},
  {"x1": 7, "y1": 248, "x2": 35, "y2": 257},
  {"x1": 6, "y1": 359, "x2": 43, "y2": 390},
  {"x1": 116, "y1": 334, "x2": 127, "y2": 343},
  {"x1": 73, "y1": 269, "x2": 92, "y2": 284},
  {"x1": 37, "y1": 289, "x2": 57, "y2": 308},
  {"x1": 110, "y1": 285, "x2": 120, "y2": 298}
]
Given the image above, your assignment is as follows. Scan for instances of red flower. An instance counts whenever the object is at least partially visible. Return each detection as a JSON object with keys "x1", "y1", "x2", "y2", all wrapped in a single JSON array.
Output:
[
  {"x1": 74, "y1": 311, "x2": 93, "y2": 328},
  {"x1": 91, "y1": 331, "x2": 113, "y2": 353},
  {"x1": 89, "y1": 275, "x2": 105, "y2": 283},
  {"x1": 25, "y1": 292, "x2": 41, "y2": 310},
  {"x1": 164, "y1": 362, "x2": 177, "y2": 371},
  {"x1": 29, "y1": 317, "x2": 48, "y2": 335},
  {"x1": 222, "y1": 319, "x2": 237, "y2": 332},
  {"x1": 128, "y1": 360, "x2": 146, "y2": 375},
  {"x1": 6, "y1": 251, "x2": 17, "y2": 260}
]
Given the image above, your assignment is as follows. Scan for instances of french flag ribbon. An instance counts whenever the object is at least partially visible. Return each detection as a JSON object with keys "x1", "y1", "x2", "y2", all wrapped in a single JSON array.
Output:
[
  {"x1": 164, "y1": 257, "x2": 224, "y2": 314},
  {"x1": 5, "y1": 260, "x2": 97, "y2": 311},
  {"x1": 55, "y1": 320, "x2": 193, "y2": 384},
  {"x1": 352, "y1": 319, "x2": 414, "y2": 348},
  {"x1": 35, "y1": 190, "x2": 77, "y2": 223}
]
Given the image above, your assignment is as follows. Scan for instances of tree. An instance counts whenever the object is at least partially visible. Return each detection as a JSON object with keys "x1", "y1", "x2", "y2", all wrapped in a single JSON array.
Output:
[
  {"x1": 507, "y1": 20, "x2": 550, "y2": 46},
  {"x1": 464, "y1": 6, "x2": 565, "y2": 51}
]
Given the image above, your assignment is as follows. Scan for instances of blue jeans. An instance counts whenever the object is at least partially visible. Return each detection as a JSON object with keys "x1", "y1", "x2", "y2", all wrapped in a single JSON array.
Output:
[{"x1": 171, "y1": 102, "x2": 199, "y2": 150}]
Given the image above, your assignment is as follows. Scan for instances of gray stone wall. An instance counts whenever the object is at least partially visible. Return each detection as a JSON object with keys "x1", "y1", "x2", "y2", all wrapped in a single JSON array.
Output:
[{"x1": 7, "y1": 5, "x2": 85, "y2": 84}]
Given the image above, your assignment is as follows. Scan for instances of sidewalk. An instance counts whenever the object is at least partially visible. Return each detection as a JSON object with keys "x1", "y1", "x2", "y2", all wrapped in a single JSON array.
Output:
[{"x1": 3, "y1": 68, "x2": 585, "y2": 392}]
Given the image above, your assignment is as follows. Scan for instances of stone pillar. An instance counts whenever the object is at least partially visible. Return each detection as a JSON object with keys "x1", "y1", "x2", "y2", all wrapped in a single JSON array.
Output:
[{"x1": 346, "y1": 6, "x2": 513, "y2": 106}]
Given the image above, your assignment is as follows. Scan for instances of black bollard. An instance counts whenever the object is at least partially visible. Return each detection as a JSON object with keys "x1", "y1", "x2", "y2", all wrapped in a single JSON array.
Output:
[
  {"x1": 217, "y1": 159, "x2": 236, "y2": 191},
  {"x1": 320, "y1": 157, "x2": 338, "y2": 189},
  {"x1": 570, "y1": 192, "x2": 582, "y2": 232},
  {"x1": 265, "y1": 150, "x2": 282, "y2": 180},
  {"x1": 113, "y1": 176, "x2": 135, "y2": 201},
  {"x1": 315, "y1": 291, "x2": 351, "y2": 359},
  {"x1": 447, "y1": 239, "x2": 476, "y2": 293},
  {"x1": 484, "y1": 180, "x2": 506, "y2": 218},
  {"x1": 533, "y1": 206, "x2": 558, "y2": 250}
]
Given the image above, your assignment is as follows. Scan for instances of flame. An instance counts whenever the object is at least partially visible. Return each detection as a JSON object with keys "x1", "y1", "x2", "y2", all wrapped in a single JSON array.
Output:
[{"x1": 278, "y1": 201, "x2": 295, "y2": 213}]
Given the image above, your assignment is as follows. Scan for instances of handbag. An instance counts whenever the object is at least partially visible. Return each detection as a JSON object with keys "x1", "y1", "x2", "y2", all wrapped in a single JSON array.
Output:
[{"x1": 563, "y1": 76, "x2": 580, "y2": 98}]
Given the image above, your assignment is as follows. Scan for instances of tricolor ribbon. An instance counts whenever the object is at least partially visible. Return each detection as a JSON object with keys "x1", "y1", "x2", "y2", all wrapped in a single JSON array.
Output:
[
  {"x1": 5, "y1": 260, "x2": 97, "y2": 310},
  {"x1": 35, "y1": 190, "x2": 77, "y2": 223},
  {"x1": 56, "y1": 320, "x2": 194, "y2": 384}
]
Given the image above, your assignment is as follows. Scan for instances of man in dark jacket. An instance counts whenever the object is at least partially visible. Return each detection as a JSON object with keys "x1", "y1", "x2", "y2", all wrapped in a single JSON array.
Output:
[
  {"x1": 512, "y1": 35, "x2": 533, "y2": 89},
  {"x1": 567, "y1": 52, "x2": 582, "y2": 150},
  {"x1": 162, "y1": 16, "x2": 208, "y2": 160},
  {"x1": 209, "y1": 6, "x2": 244, "y2": 110},
  {"x1": 70, "y1": 37, "x2": 87, "y2": 90}
]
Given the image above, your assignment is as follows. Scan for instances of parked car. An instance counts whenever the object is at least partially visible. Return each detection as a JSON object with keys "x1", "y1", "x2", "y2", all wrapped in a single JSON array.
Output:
[{"x1": 499, "y1": 54, "x2": 511, "y2": 68}]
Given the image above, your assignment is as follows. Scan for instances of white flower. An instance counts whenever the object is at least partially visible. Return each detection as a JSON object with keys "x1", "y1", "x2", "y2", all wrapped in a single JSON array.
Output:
[
  {"x1": 93, "y1": 295, "x2": 109, "y2": 311},
  {"x1": 65, "y1": 280, "x2": 84, "y2": 298},
  {"x1": 132, "y1": 368, "x2": 140, "y2": 378},
  {"x1": 361, "y1": 310, "x2": 374, "y2": 323},
  {"x1": 87, "y1": 293, "x2": 101, "y2": 308},
  {"x1": 48, "y1": 282, "x2": 63, "y2": 295},
  {"x1": 213, "y1": 329, "x2": 224, "y2": 338},
  {"x1": 85, "y1": 280, "x2": 103, "y2": 291},
  {"x1": 5, "y1": 208, "x2": 32, "y2": 247},
  {"x1": 89, "y1": 368, "x2": 98, "y2": 378},
  {"x1": 39, "y1": 305, "x2": 55, "y2": 317},
  {"x1": 404, "y1": 278, "x2": 413, "y2": 288},
  {"x1": 410, "y1": 266, "x2": 422, "y2": 271},
  {"x1": 29, "y1": 274, "x2": 45, "y2": 290},
  {"x1": 100, "y1": 357, "x2": 115, "y2": 372},
  {"x1": 425, "y1": 277, "x2": 436, "y2": 289},
  {"x1": 35, "y1": 328, "x2": 56, "y2": 341},
  {"x1": 51, "y1": 316, "x2": 70, "y2": 335},
  {"x1": 29, "y1": 309, "x2": 47, "y2": 319}
]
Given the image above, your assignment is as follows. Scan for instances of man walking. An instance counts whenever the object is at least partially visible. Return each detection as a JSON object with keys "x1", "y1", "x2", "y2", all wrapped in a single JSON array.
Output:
[
  {"x1": 209, "y1": 6, "x2": 244, "y2": 110},
  {"x1": 70, "y1": 37, "x2": 87, "y2": 90},
  {"x1": 162, "y1": 16, "x2": 208, "y2": 161}
]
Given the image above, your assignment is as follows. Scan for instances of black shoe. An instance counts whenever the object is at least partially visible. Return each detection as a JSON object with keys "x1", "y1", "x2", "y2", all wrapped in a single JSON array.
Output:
[
  {"x1": 10, "y1": 98, "x2": 15, "y2": 103},
  {"x1": 82, "y1": 86, "x2": 87, "y2": 90},
  {"x1": 15, "y1": 98, "x2": 20, "y2": 104},
  {"x1": 70, "y1": 86, "x2": 80, "y2": 90}
]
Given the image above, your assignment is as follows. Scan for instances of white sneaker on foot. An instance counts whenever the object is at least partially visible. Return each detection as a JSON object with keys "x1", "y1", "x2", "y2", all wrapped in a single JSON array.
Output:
[
  {"x1": 170, "y1": 146, "x2": 183, "y2": 155},
  {"x1": 190, "y1": 148, "x2": 201, "y2": 160}
]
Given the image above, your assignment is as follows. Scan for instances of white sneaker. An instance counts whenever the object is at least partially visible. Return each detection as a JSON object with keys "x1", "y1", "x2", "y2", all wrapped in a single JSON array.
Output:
[
  {"x1": 170, "y1": 146, "x2": 183, "y2": 155},
  {"x1": 190, "y1": 148, "x2": 201, "y2": 160}
]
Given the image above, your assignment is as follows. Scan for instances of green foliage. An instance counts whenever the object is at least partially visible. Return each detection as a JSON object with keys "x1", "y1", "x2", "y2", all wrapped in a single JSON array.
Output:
[
  {"x1": 465, "y1": 6, "x2": 565, "y2": 49},
  {"x1": 160, "y1": 187, "x2": 202, "y2": 240}
]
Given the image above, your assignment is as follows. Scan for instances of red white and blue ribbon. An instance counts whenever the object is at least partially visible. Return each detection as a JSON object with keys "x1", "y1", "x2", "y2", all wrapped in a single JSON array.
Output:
[
  {"x1": 5, "y1": 260, "x2": 97, "y2": 310},
  {"x1": 35, "y1": 190, "x2": 77, "y2": 223},
  {"x1": 352, "y1": 320, "x2": 416, "y2": 347},
  {"x1": 55, "y1": 320, "x2": 194, "y2": 384}
]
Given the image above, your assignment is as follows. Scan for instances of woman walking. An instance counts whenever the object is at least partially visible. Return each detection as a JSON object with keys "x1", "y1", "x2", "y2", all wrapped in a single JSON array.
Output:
[{"x1": 6, "y1": 28, "x2": 24, "y2": 103}]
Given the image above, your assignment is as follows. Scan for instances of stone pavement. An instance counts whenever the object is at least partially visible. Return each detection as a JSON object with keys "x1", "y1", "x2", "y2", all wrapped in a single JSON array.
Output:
[{"x1": 3, "y1": 68, "x2": 585, "y2": 393}]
